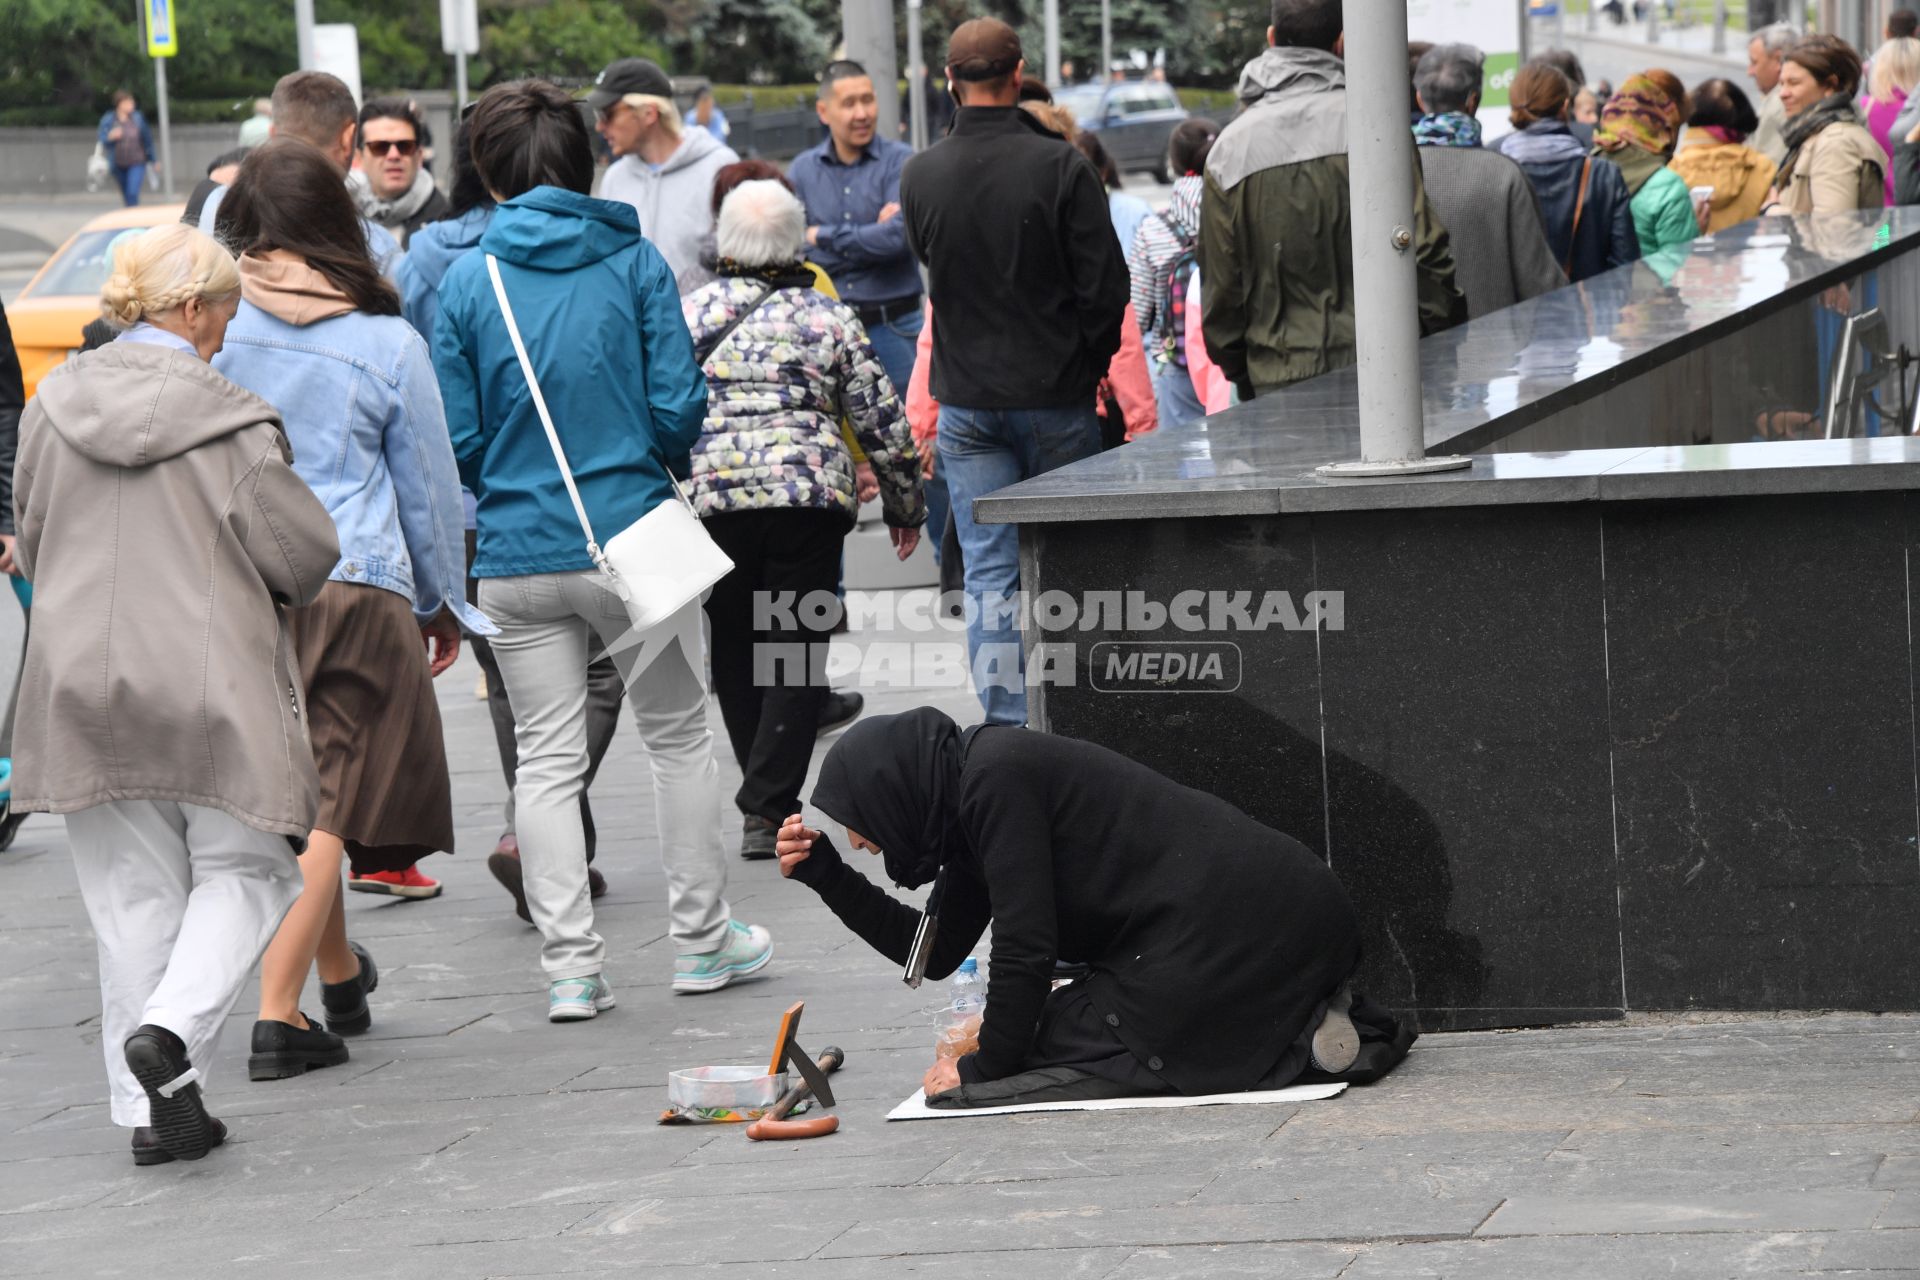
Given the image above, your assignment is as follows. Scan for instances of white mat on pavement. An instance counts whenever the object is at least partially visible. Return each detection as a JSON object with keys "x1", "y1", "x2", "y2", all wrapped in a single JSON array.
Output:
[{"x1": 886, "y1": 1080, "x2": 1346, "y2": 1121}]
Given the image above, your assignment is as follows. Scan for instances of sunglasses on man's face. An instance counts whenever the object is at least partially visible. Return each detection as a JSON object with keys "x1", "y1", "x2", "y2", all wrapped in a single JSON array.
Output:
[{"x1": 364, "y1": 139, "x2": 418, "y2": 158}]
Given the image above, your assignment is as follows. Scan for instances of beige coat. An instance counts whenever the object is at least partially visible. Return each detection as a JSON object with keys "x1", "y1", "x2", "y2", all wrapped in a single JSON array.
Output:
[
  {"x1": 1773, "y1": 120, "x2": 1886, "y2": 215},
  {"x1": 12, "y1": 341, "x2": 340, "y2": 841}
]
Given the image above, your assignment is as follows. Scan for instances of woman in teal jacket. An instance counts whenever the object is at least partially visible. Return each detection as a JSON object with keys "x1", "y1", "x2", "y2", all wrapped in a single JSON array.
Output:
[
  {"x1": 1594, "y1": 75, "x2": 1699, "y2": 256},
  {"x1": 432, "y1": 80, "x2": 772, "y2": 1022}
]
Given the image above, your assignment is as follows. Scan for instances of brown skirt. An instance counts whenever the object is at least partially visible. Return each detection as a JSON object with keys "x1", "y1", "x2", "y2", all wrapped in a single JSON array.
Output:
[{"x1": 288, "y1": 580, "x2": 454, "y2": 872}]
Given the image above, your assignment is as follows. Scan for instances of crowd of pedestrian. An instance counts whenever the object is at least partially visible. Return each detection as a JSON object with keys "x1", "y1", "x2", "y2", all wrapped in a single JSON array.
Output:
[{"x1": 8, "y1": 0, "x2": 1918, "y2": 1169}]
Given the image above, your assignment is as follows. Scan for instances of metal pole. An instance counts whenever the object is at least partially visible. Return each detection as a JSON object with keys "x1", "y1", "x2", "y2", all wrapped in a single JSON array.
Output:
[
  {"x1": 841, "y1": 0, "x2": 900, "y2": 145},
  {"x1": 1317, "y1": 0, "x2": 1466, "y2": 476},
  {"x1": 1045, "y1": 0, "x2": 1061, "y2": 87},
  {"x1": 1646, "y1": 0, "x2": 1660, "y2": 42},
  {"x1": 455, "y1": 49, "x2": 468, "y2": 115},
  {"x1": 295, "y1": 0, "x2": 316, "y2": 68},
  {"x1": 906, "y1": 0, "x2": 928, "y2": 150},
  {"x1": 1713, "y1": 0, "x2": 1728, "y2": 53},
  {"x1": 153, "y1": 55, "x2": 173, "y2": 195},
  {"x1": 1101, "y1": 0, "x2": 1112, "y2": 82},
  {"x1": 1517, "y1": 0, "x2": 1531, "y2": 65}
]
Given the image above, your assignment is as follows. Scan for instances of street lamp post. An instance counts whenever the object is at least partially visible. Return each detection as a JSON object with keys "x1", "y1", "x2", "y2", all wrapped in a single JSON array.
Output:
[{"x1": 1315, "y1": 0, "x2": 1468, "y2": 478}]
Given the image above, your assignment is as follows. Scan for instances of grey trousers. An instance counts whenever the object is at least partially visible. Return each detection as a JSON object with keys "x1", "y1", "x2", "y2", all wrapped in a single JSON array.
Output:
[{"x1": 478, "y1": 572, "x2": 731, "y2": 980}]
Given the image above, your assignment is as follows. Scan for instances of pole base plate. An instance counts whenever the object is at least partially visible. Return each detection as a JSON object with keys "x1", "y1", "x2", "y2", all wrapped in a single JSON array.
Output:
[{"x1": 1315, "y1": 455, "x2": 1474, "y2": 478}]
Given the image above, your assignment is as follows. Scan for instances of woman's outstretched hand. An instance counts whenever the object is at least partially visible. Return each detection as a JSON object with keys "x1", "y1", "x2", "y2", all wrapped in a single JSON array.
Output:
[
  {"x1": 777, "y1": 813, "x2": 819, "y2": 878},
  {"x1": 922, "y1": 1058, "x2": 961, "y2": 1097}
]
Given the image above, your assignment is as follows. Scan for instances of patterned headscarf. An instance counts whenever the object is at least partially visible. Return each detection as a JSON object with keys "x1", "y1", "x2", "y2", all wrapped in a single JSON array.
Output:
[
  {"x1": 1412, "y1": 111, "x2": 1485, "y2": 148},
  {"x1": 1593, "y1": 74, "x2": 1680, "y2": 155}
]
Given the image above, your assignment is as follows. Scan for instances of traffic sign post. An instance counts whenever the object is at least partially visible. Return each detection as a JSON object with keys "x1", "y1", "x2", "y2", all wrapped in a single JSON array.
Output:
[
  {"x1": 440, "y1": 0, "x2": 479, "y2": 114},
  {"x1": 140, "y1": 0, "x2": 176, "y2": 196}
]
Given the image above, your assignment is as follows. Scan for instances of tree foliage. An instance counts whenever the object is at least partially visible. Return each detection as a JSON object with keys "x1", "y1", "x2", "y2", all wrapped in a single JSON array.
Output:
[{"x1": 0, "y1": 0, "x2": 1258, "y2": 124}]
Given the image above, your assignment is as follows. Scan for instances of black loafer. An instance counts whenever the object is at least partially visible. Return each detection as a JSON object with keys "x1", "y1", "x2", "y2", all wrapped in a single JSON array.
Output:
[
  {"x1": 321, "y1": 941, "x2": 378, "y2": 1035},
  {"x1": 124, "y1": 1025, "x2": 214, "y2": 1162},
  {"x1": 248, "y1": 1014, "x2": 349, "y2": 1081},
  {"x1": 133, "y1": 1117, "x2": 227, "y2": 1166}
]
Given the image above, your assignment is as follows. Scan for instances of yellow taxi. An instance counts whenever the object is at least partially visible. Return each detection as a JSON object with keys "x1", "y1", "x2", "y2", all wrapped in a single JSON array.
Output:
[{"x1": 9, "y1": 202, "x2": 185, "y2": 400}]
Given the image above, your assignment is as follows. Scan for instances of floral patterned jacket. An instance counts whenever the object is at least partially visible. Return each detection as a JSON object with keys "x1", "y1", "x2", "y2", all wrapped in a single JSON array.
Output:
[{"x1": 681, "y1": 275, "x2": 923, "y2": 529}]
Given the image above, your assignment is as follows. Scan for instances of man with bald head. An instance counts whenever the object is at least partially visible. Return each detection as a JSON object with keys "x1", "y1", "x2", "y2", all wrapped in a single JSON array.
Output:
[{"x1": 899, "y1": 17, "x2": 1128, "y2": 727}]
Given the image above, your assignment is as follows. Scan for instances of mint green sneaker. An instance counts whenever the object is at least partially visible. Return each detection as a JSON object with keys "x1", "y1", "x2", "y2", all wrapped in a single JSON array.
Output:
[
  {"x1": 548, "y1": 974, "x2": 615, "y2": 1022},
  {"x1": 672, "y1": 921, "x2": 773, "y2": 994}
]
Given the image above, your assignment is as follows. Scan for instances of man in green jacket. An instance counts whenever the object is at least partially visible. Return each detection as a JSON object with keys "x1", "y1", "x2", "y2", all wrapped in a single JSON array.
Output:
[{"x1": 1201, "y1": 0, "x2": 1467, "y2": 401}]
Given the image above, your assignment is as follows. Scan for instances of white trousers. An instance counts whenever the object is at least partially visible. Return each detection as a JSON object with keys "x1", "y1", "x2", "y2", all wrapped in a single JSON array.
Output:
[
  {"x1": 477, "y1": 573, "x2": 731, "y2": 980},
  {"x1": 66, "y1": 800, "x2": 302, "y2": 1127}
]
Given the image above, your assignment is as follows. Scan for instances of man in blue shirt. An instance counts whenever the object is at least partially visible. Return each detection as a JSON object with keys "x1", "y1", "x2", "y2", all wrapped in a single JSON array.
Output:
[{"x1": 788, "y1": 59, "x2": 941, "y2": 568}]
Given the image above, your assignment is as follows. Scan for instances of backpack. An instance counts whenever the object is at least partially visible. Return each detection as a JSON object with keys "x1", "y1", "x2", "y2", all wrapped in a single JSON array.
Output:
[{"x1": 1159, "y1": 239, "x2": 1199, "y2": 370}]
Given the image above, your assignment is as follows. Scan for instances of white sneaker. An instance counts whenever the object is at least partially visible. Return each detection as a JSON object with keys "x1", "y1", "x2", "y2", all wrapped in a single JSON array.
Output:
[
  {"x1": 549, "y1": 974, "x2": 615, "y2": 1022},
  {"x1": 672, "y1": 921, "x2": 773, "y2": 994}
]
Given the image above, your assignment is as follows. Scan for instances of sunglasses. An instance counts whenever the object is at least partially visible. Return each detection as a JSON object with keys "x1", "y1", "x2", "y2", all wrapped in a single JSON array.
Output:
[{"x1": 363, "y1": 139, "x2": 418, "y2": 158}]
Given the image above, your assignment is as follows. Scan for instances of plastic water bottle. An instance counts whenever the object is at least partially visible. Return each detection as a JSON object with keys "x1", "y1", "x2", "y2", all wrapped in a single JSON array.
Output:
[{"x1": 936, "y1": 957, "x2": 986, "y2": 1059}]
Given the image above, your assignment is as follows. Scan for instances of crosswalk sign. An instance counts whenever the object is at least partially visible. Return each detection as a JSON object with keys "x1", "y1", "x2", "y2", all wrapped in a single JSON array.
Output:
[{"x1": 146, "y1": 0, "x2": 177, "y2": 58}]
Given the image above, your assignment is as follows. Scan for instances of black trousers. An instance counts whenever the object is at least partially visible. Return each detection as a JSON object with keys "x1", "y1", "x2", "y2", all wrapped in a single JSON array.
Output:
[{"x1": 703, "y1": 508, "x2": 846, "y2": 822}]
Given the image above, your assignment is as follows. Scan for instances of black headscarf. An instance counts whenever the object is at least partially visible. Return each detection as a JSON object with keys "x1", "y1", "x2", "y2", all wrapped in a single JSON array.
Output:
[{"x1": 809, "y1": 708, "x2": 965, "y2": 890}]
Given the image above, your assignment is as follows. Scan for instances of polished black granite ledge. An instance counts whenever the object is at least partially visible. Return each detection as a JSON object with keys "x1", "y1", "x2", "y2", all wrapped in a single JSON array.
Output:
[{"x1": 977, "y1": 209, "x2": 1920, "y2": 524}]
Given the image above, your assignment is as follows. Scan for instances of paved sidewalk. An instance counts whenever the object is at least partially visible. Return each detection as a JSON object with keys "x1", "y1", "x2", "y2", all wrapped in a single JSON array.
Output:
[{"x1": 2, "y1": 592, "x2": 1918, "y2": 1277}]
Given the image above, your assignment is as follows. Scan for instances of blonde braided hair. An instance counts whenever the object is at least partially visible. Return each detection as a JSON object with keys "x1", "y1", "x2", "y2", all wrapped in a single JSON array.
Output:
[{"x1": 99, "y1": 223, "x2": 241, "y2": 329}]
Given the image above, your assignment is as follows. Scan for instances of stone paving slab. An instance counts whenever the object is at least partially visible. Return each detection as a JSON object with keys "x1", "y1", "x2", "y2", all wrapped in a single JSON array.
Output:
[{"x1": 3, "y1": 599, "x2": 1920, "y2": 1276}]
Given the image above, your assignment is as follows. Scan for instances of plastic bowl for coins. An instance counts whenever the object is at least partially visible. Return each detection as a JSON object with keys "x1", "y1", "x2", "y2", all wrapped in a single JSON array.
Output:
[{"x1": 667, "y1": 1065, "x2": 789, "y2": 1116}]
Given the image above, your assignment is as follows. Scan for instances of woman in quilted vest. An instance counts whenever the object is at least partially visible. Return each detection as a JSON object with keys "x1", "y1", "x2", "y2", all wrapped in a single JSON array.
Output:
[{"x1": 681, "y1": 179, "x2": 925, "y2": 869}]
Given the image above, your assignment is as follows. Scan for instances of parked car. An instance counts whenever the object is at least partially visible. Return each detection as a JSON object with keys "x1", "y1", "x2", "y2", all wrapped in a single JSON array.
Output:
[
  {"x1": 8, "y1": 202, "x2": 184, "y2": 400},
  {"x1": 1056, "y1": 80, "x2": 1189, "y2": 183}
]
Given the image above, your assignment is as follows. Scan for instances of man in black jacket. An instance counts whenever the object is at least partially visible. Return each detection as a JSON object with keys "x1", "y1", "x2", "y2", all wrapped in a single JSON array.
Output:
[{"x1": 900, "y1": 17, "x2": 1128, "y2": 726}]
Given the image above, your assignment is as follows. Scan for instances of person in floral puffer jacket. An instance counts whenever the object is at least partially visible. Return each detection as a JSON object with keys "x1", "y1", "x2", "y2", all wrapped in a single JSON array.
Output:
[{"x1": 683, "y1": 179, "x2": 924, "y2": 859}]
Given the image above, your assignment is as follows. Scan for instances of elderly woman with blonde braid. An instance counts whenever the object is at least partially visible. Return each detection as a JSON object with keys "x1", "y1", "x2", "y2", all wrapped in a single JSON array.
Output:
[{"x1": 10, "y1": 223, "x2": 340, "y2": 1166}]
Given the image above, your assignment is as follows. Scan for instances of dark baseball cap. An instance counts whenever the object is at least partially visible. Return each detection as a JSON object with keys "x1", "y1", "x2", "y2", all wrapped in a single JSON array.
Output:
[
  {"x1": 588, "y1": 58, "x2": 672, "y2": 111},
  {"x1": 947, "y1": 18, "x2": 1023, "y2": 81}
]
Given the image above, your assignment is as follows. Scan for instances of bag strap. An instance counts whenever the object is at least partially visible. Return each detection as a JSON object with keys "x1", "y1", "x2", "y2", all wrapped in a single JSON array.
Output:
[
  {"x1": 487, "y1": 254, "x2": 609, "y2": 567},
  {"x1": 1564, "y1": 157, "x2": 1592, "y2": 278},
  {"x1": 693, "y1": 283, "x2": 775, "y2": 367}
]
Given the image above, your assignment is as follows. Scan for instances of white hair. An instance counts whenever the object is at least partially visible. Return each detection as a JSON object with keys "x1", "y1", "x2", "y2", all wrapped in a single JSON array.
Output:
[
  {"x1": 1871, "y1": 36, "x2": 1920, "y2": 102},
  {"x1": 716, "y1": 180, "x2": 806, "y2": 267},
  {"x1": 1751, "y1": 22, "x2": 1798, "y2": 57}
]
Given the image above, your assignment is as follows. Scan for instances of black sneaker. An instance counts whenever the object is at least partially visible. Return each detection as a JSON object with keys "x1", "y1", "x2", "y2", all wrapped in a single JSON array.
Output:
[
  {"x1": 133, "y1": 1117, "x2": 227, "y2": 1166},
  {"x1": 123, "y1": 1025, "x2": 215, "y2": 1162},
  {"x1": 321, "y1": 941, "x2": 378, "y2": 1036},
  {"x1": 249, "y1": 1014, "x2": 349, "y2": 1081},
  {"x1": 817, "y1": 690, "x2": 864, "y2": 737},
  {"x1": 740, "y1": 814, "x2": 778, "y2": 861}
]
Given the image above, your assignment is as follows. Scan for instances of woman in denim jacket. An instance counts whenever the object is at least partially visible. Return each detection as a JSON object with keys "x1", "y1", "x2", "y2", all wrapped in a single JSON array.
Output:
[{"x1": 213, "y1": 141, "x2": 494, "y2": 1081}]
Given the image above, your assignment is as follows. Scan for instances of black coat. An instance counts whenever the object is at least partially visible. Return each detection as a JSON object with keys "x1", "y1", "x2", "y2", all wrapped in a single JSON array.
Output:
[{"x1": 793, "y1": 725, "x2": 1362, "y2": 1095}]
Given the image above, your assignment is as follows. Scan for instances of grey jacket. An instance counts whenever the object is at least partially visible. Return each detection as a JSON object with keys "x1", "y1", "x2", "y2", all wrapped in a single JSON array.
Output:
[
  {"x1": 1417, "y1": 145, "x2": 1567, "y2": 318},
  {"x1": 12, "y1": 343, "x2": 341, "y2": 841},
  {"x1": 599, "y1": 128, "x2": 741, "y2": 293}
]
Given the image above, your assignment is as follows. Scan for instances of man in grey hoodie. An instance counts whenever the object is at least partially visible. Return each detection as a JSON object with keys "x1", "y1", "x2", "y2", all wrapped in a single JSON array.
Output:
[{"x1": 590, "y1": 57, "x2": 739, "y2": 293}]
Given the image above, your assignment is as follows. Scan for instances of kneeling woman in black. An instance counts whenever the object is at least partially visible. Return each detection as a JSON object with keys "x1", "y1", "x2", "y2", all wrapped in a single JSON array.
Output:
[{"x1": 777, "y1": 708, "x2": 1414, "y2": 1106}]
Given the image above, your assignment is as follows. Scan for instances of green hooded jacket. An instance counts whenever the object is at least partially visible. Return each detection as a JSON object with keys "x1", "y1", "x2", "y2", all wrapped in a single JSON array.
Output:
[{"x1": 1200, "y1": 45, "x2": 1467, "y2": 399}]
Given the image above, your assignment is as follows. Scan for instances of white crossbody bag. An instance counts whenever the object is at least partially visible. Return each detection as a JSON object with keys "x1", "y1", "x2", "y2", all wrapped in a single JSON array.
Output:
[{"x1": 486, "y1": 254, "x2": 732, "y2": 635}]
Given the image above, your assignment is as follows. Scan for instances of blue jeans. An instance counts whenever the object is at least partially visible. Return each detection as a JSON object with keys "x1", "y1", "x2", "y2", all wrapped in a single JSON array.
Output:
[
  {"x1": 1152, "y1": 360, "x2": 1205, "y2": 429},
  {"x1": 114, "y1": 164, "x2": 145, "y2": 207},
  {"x1": 861, "y1": 307, "x2": 951, "y2": 561},
  {"x1": 938, "y1": 403, "x2": 1102, "y2": 725}
]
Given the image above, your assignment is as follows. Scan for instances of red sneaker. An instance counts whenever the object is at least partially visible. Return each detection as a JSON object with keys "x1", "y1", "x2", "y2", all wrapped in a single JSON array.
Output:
[{"x1": 347, "y1": 866, "x2": 442, "y2": 899}]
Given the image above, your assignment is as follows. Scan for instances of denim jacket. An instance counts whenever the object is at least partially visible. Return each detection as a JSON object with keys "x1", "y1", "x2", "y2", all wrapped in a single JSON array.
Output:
[{"x1": 215, "y1": 301, "x2": 493, "y2": 634}]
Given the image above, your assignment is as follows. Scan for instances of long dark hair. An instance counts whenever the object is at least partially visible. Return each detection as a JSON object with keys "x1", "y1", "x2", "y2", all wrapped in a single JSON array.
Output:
[
  {"x1": 1072, "y1": 131, "x2": 1122, "y2": 190},
  {"x1": 216, "y1": 138, "x2": 400, "y2": 317}
]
